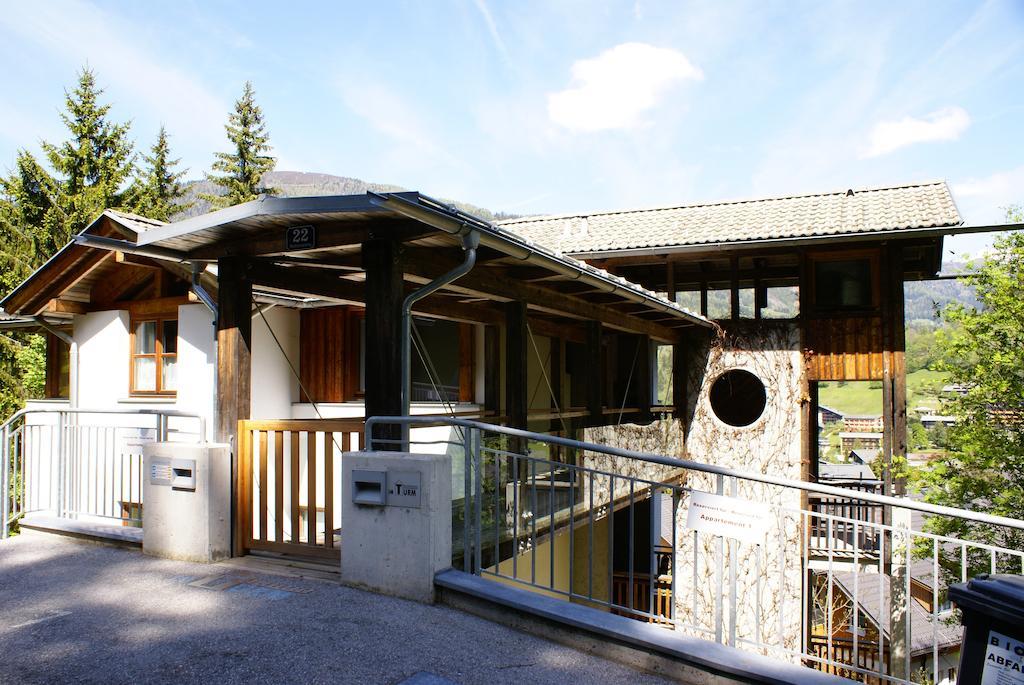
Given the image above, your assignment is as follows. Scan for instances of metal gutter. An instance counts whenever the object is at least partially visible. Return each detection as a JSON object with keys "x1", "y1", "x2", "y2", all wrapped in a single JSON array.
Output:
[
  {"x1": 564, "y1": 222, "x2": 1024, "y2": 261},
  {"x1": 368, "y1": 193, "x2": 712, "y2": 329},
  {"x1": 73, "y1": 234, "x2": 192, "y2": 263}
]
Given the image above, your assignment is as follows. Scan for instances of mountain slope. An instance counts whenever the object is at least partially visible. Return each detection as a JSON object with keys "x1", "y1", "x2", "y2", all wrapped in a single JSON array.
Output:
[{"x1": 176, "y1": 170, "x2": 516, "y2": 222}]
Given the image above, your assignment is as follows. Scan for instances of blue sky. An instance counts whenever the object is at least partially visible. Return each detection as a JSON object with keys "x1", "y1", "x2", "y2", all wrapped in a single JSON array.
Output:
[{"x1": 0, "y1": 0, "x2": 1021, "y2": 257}]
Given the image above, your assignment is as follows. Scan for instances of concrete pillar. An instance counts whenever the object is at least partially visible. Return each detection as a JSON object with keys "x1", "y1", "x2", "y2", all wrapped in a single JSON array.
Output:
[
  {"x1": 340, "y1": 451, "x2": 452, "y2": 603},
  {"x1": 143, "y1": 443, "x2": 231, "y2": 562}
]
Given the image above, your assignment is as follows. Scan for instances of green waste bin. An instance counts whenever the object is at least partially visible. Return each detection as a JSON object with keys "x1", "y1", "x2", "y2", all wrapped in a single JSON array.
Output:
[{"x1": 949, "y1": 573, "x2": 1024, "y2": 685}]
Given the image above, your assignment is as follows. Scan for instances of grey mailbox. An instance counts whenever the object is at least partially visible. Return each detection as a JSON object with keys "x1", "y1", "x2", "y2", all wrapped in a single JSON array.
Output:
[
  {"x1": 149, "y1": 457, "x2": 196, "y2": 491},
  {"x1": 352, "y1": 469, "x2": 387, "y2": 506}
]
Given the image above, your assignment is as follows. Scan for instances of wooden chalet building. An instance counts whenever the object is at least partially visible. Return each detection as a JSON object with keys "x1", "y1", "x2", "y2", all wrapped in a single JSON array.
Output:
[{"x1": 0, "y1": 180, "x2": 994, "y2": 559}]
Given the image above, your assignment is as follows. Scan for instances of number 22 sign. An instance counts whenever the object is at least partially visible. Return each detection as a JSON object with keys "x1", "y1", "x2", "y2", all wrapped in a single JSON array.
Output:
[{"x1": 285, "y1": 224, "x2": 316, "y2": 250}]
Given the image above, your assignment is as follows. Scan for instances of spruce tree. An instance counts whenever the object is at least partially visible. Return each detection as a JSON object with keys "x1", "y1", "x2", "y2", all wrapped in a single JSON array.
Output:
[
  {"x1": 39, "y1": 68, "x2": 136, "y2": 240},
  {"x1": 132, "y1": 126, "x2": 192, "y2": 221},
  {"x1": 201, "y1": 82, "x2": 276, "y2": 209}
]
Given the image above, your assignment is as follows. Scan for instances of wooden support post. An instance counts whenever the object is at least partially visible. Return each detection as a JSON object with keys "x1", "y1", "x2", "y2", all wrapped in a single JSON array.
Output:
[
  {"x1": 217, "y1": 257, "x2": 251, "y2": 559},
  {"x1": 666, "y1": 262, "x2": 676, "y2": 304},
  {"x1": 635, "y1": 335, "x2": 652, "y2": 421},
  {"x1": 890, "y1": 245, "x2": 908, "y2": 496},
  {"x1": 504, "y1": 301, "x2": 528, "y2": 431},
  {"x1": 362, "y1": 239, "x2": 404, "y2": 447},
  {"x1": 550, "y1": 337, "x2": 563, "y2": 434},
  {"x1": 880, "y1": 243, "x2": 909, "y2": 681},
  {"x1": 586, "y1": 321, "x2": 604, "y2": 427},
  {"x1": 754, "y1": 258, "x2": 765, "y2": 320},
  {"x1": 699, "y1": 260, "x2": 710, "y2": 318},
  {"x1": 730, "y1": 255, "x2": 740, "y2": 321},
  {"x1": 672, "y1": 338, "x2": 686, "y2": 414},
  {"x1": 484, "y1": 325, "x2": 500, "y2": 414},
  {"x1": 216, "y1": 257, "x2": 252, "y2": 446}
]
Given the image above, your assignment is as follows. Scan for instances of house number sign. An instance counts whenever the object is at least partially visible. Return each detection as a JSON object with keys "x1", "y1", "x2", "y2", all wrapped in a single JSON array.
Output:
[{"x1": 285, "y1": 224, "x2": 316, "y2": 250}]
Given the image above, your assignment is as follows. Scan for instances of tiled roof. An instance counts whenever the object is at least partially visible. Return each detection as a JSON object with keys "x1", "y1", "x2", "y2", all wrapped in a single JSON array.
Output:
[
  {"x1": 499, "y1": 181, "x2": 961, "y2": 254},
  {"x1": 834, "y1": 566, "x2": 962, "y2": 655}
]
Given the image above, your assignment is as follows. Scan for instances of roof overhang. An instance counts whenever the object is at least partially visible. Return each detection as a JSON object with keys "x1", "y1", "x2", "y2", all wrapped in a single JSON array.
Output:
[{"x1": 134, "y1": 191, "x2": 712, "y2": 337}]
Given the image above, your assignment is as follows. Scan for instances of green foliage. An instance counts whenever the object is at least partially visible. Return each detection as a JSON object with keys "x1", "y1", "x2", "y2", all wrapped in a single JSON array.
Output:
[
  {"x1": 39, "y1": 67, "x2": 137, "y2": 239},
  {"x1": 906, "y1": 322, "x2": 943, "y2": 373},
  {"x1": 16, "y1": 335, "x2": 46, "y2": 399},
  {"x1": 908, "y1": 420, "x2": 928, "y2": 450},
  {"x1": 0, "y1": 67, "x2": 138, "y2": 420},
  {"x1": 201, "y1": 82, "x2": 276, "y2": 209},
  {"x1": 130, "y1": 126, "x2": 192, "y2": 221},
  {"x1": 919, "y1": 205, "x2": 1024, "y2": 569}
]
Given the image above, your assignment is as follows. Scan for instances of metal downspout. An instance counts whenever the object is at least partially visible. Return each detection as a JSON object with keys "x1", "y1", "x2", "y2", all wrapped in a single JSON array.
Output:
[
  {"x1": 400, "y1": 230, "x2": 480, "y2": 446},
  {"x1": 190, "y1": 263, "x2": 218, "y2": 325}
]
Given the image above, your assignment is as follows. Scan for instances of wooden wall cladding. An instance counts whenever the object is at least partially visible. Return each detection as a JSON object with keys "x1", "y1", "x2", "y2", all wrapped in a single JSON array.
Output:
[
  {"x1": 806, "y1": 316, "x2": 884, "y2": 381},
  {"x1": 299, "y1": 307, "x2": 347, "y2": 402}
]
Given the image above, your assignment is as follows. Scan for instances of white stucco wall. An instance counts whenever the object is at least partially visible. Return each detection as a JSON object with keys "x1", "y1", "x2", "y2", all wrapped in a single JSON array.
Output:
[
  {"x1": 675, "y1": 322, "x2": 806, "y2": 659},
  {"x1": 250, "y1": 307, "x2": 300, "y2": 420},
  {"x1": 75, "y1": 310, "x2": 131, "y2": 409},
  {"x1": 175, "y1": 304, "x2": 216, "y2": 439}
]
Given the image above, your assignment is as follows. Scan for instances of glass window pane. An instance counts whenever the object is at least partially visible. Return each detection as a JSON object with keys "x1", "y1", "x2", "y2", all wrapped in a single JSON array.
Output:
[
  {"x1": 161, "y1": 355, "x2": 177, "y2": 391},
  {"x1": 764, "y1": 285, "x2": 800, "y2": 319},
  {"x1": 134, "y1": 321, "x2": 156, "y2": 354},
  {"x1": 814, "y1": 259, "x2": 872, "y2": 308},
  {"x1": 410, "y1": 317, "x2": 459, "y2": 402},
  {"x1": 161, "y1": 320, "x2": 178, "y2": 354},
  {"x1": 134, "y1": 357, "x2": 156, "y2": 392}
]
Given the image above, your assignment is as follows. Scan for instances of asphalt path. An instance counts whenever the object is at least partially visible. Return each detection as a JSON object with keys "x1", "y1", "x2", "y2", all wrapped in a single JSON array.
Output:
[{"x1": 0, "y1": 533, "x2": 675, "y2": 684}]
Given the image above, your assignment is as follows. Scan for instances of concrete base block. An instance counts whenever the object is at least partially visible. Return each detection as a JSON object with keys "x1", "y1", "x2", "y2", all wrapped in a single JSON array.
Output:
[
  {"x1": 340, "y1": 452, "x2": 452, "y2": 603},
  {"x1": 143, "y1": 443, "x2": 230, "y2": 563}
]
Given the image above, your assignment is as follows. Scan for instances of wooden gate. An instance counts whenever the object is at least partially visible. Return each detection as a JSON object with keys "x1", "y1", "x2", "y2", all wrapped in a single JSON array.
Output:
[{"x1": 236, "y1": 419, "x2": 363, "y2": 561}]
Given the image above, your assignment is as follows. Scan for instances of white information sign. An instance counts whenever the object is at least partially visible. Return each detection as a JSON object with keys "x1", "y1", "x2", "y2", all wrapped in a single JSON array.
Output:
[
  {"x1": 685, "y1": 491, "x2": 771, "y2": 545},
  {"x1": 982, "y1": 630, "x2": 1024, "y2": 685}
]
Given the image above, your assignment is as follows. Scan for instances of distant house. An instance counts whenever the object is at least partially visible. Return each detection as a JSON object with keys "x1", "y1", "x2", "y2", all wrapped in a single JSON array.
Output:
[
  {"x1": 819, "y1": 405, "x2": 844, "y2": 425},
  {"x1": 941, "y1": 384, "x2": 969, "y2": 397},
  {"x1": 921, "y1": 414, "x2": 956, "y2": 429},
  {"x1": 848, "y1": 448, "x2": 879, "y2": 465},
  {"x1": 819, "y1": 462, "x2": 878, "y2": 483},
  {"x1": 841, "y1": 432, "x2": 883, "y2": 452},
  {"x1": 844, "y1": 414, "x2": 884, "y2": 432},
  {"x1": 815, "y1": 563, "x2": 962, "y2": 685}
]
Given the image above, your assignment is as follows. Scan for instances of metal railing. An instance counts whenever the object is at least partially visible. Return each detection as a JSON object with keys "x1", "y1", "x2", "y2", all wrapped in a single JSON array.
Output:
[
  {"x1": 2, "y1": 407, "x2": 206, "y2": 537},
  {"x1": 365, "y1": 416, "x2": 1024, "y2": 685}
]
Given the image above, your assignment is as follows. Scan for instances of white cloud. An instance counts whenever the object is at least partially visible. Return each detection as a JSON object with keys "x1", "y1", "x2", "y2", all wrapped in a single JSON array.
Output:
[
  {"x1": 861, "y1": 106, "x2": 970, "y2": 158},
  {"x1": 547, "y1": 42, "x2": 703, "y2": 133},
  {"x1": 952, "y1": 165, "x2": 1024, "y2": 224}
]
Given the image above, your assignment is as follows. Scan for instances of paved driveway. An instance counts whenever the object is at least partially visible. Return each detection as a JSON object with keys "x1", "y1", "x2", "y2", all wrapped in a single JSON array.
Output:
[{"x1": 0, "y1": 533, "x2": 674, "y2": 684}]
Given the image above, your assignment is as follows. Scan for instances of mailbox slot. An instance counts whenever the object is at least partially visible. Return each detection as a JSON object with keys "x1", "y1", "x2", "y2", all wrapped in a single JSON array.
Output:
[
  {"x1": 352, "y1": 469, "x2": 387, "y2": 506},
  {"x1": 170, "y1": 459, "x2": 196, "y2": 491}
]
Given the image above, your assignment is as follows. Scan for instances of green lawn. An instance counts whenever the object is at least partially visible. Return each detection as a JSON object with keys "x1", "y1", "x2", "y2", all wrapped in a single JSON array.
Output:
[{"x1": 817, "y1": 369, "x2": 948, "y2": 416}]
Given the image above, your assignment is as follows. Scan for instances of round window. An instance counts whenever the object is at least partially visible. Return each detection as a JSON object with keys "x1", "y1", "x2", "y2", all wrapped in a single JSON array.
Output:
[{"x1": 709, "y1": 369, "x2": 767, "y2": 427}]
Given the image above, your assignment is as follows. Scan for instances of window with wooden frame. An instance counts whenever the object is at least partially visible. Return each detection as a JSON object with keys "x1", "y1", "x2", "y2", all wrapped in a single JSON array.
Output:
[
  {"x1": 130, "y1": 317, "x2": 177, "y2": 395},
  {"x1": 44, "y1": 332, "x2": 70, "y2": 399},
  {"x1": 299, "y1": 306, "x2": 476, "y2": 404}
]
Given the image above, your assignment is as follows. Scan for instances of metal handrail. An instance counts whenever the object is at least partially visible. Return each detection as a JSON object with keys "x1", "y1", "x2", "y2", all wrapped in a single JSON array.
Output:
[
  {"x1": 364, "y1": 415, "x2": 1024, "y2": 532},
  {"x1": 1, "y1": 406, "x2": 207, "y2": 440}
]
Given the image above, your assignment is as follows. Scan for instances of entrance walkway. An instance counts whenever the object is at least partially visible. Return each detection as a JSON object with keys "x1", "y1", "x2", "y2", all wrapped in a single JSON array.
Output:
[{"x1": 0, "y1": 533, "x2": 675, "y2": 684}]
